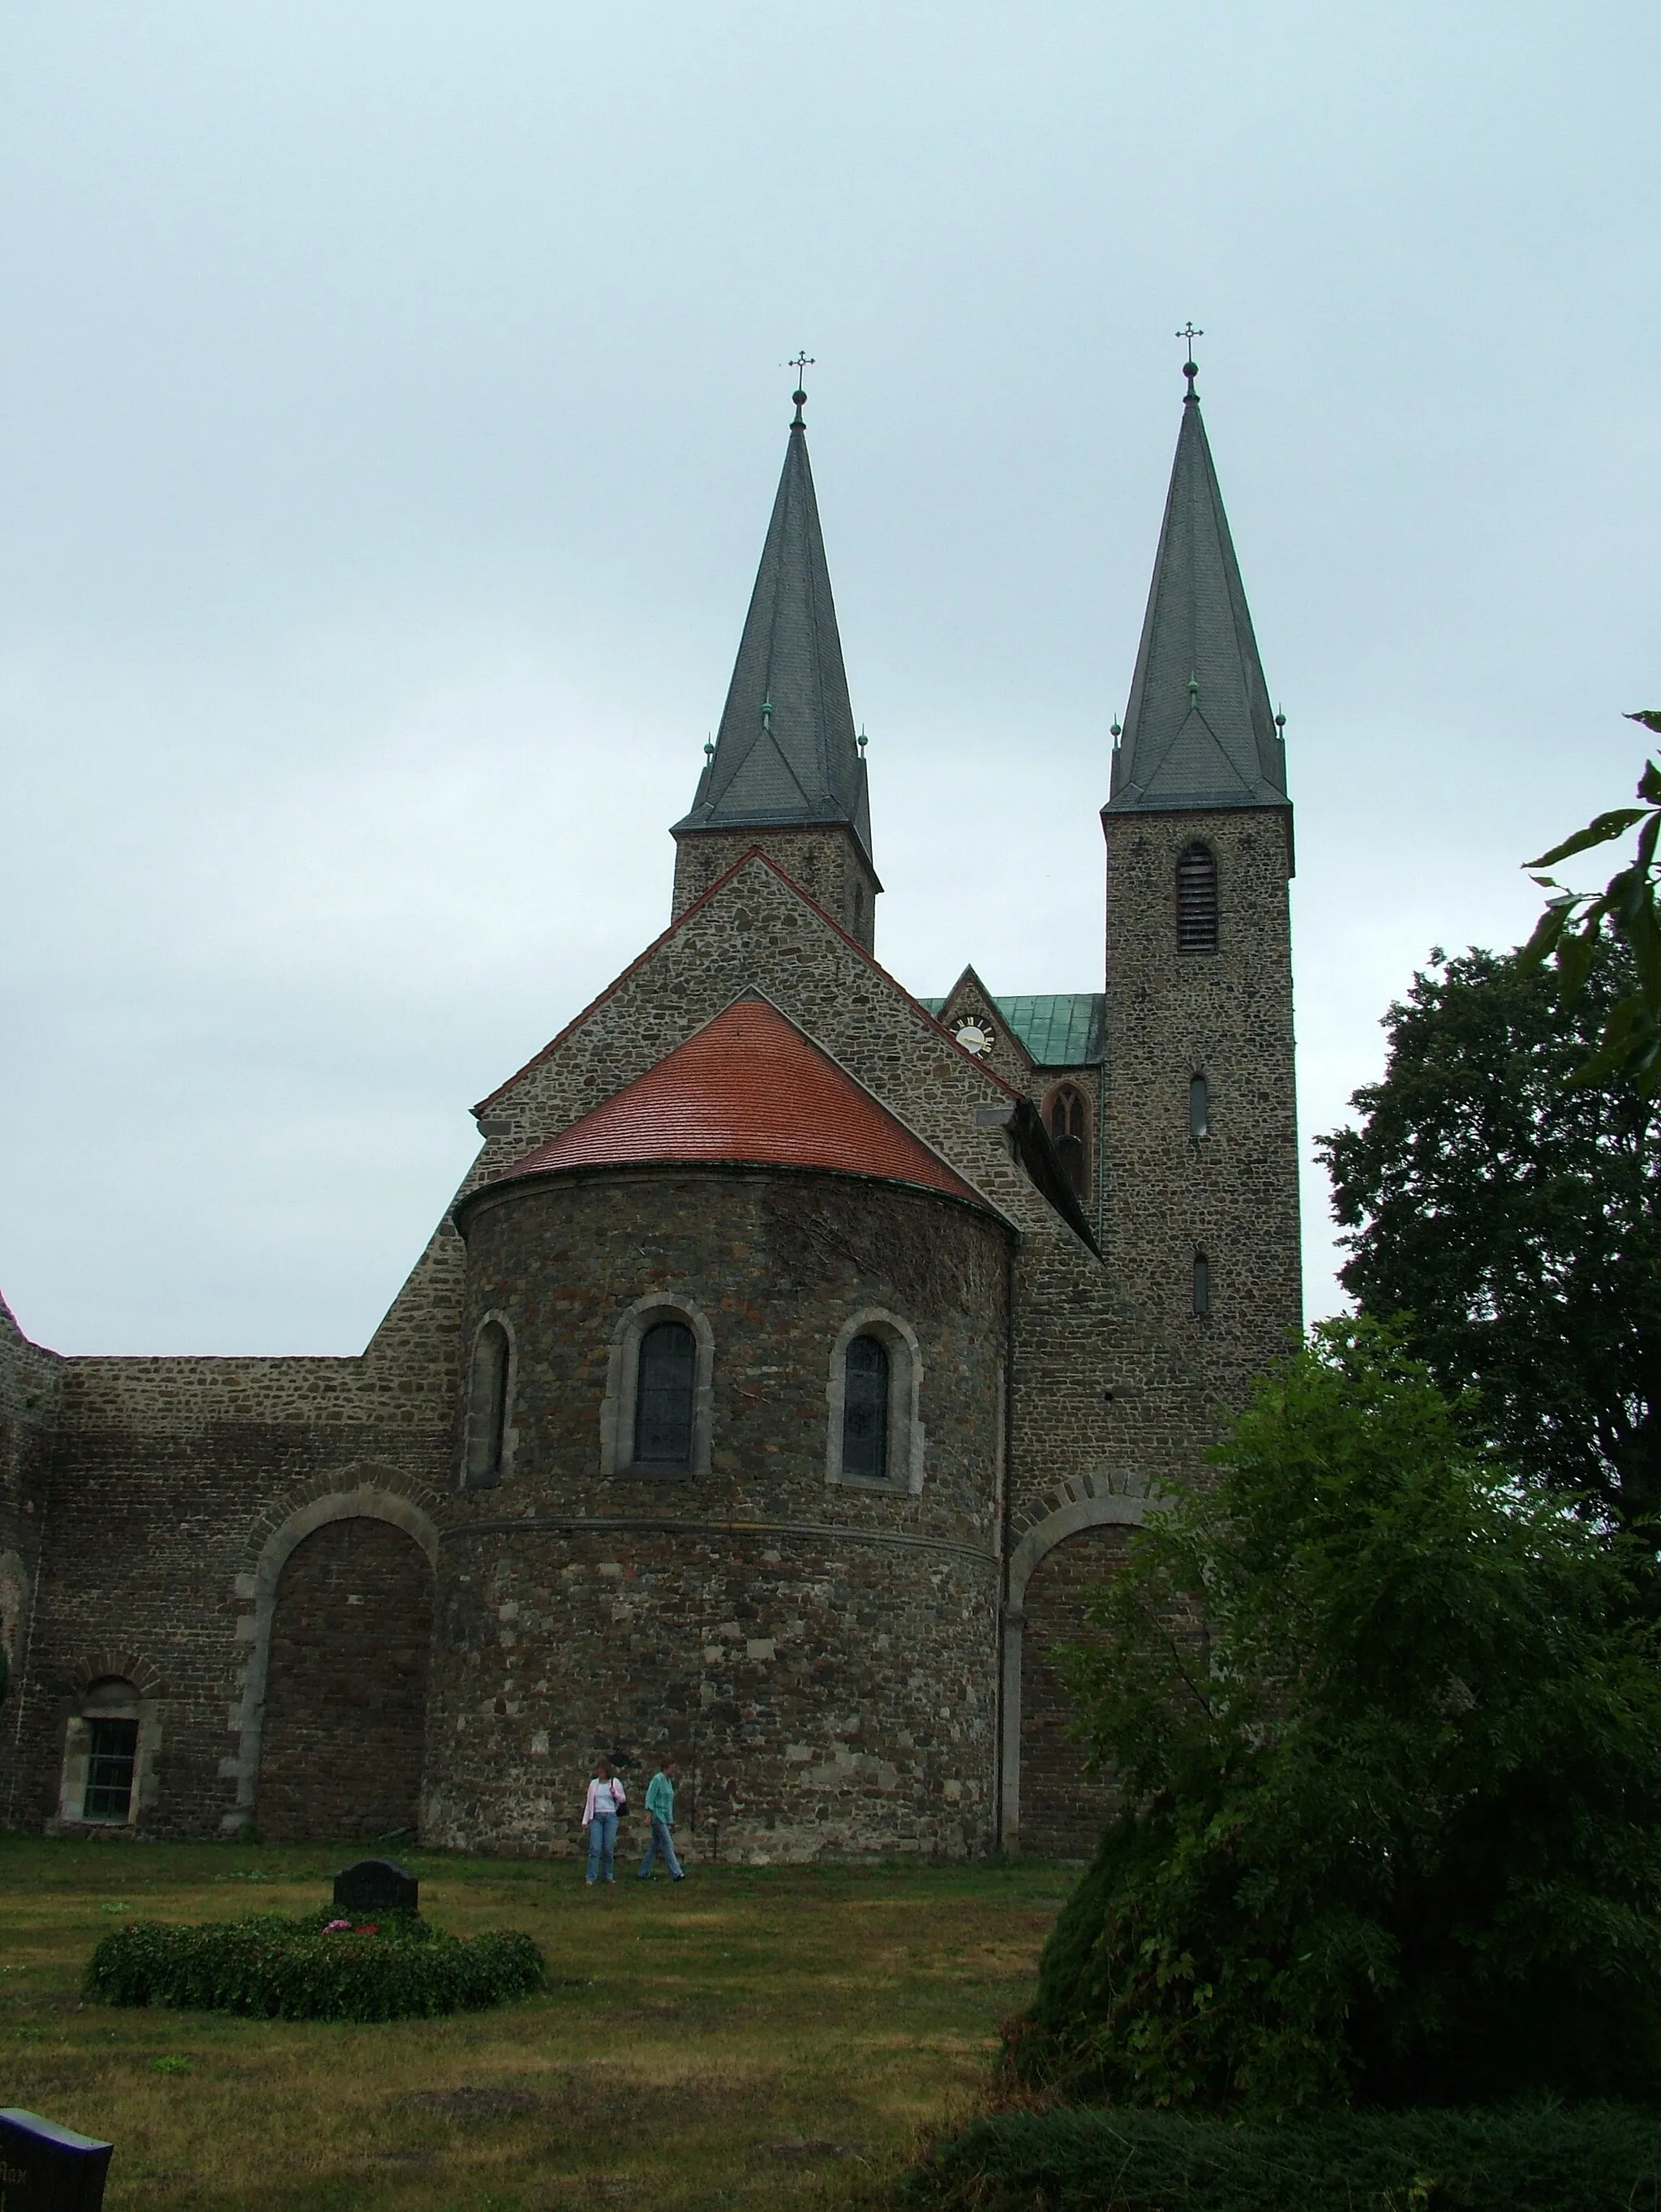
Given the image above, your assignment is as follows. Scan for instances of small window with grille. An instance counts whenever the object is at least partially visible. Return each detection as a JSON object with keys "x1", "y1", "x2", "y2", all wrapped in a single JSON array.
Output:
[
  {"x1": 1047, "y1": 1085, "x2": 1090, "y2": 1199},
  {"x1": 1189, "y1": 1073, "x2": 1210, "y2": 1140},
  {"x1": 83, "y1": 1717, "x2": 138, "y2": 1823},
  {"x1": 1192, "y1": 1253, "x2": 1212, "y2": 1316},
  {"x1": 1176, "y1": 842, "x2": 1218, "y2": 954}
]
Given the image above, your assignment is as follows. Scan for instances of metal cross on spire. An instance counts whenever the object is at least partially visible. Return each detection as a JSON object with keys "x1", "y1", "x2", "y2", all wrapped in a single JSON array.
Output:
[
  {"x1": 1176, "y1": 323, "x2": 1204, "y2": 398},
  {"x1": 786, "y1": 351, "x2": 815, "y2": 424}
]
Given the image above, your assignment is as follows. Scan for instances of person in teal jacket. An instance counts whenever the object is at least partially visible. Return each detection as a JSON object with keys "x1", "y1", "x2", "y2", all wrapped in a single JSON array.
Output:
[{"x1": 637, "y1": 1763, "x2": 685, "y2": 1881}]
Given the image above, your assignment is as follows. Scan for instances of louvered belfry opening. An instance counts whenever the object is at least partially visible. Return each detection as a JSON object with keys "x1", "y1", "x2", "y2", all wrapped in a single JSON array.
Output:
[{"x1": 1176, "y1": 841, "x2": 1218, "y2": 954}]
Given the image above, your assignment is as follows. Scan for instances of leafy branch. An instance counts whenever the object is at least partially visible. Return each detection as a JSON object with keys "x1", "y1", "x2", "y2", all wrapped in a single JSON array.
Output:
[{"x1": 1522, "y1": 711, "x2": 1661, "y2": 1091}]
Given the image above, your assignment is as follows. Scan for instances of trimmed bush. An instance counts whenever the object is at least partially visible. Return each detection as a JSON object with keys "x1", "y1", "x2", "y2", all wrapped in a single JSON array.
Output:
[
  {"x1": 84, "y1": 1909, "x2": 543, "y2": 2022},
  {"x1": 893, "y1": 2103, "x2": 1661, "y2": 2212}
]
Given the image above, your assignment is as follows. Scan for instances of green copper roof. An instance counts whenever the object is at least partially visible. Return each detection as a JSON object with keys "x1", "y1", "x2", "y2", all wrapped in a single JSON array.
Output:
[
  {"x1": 1105, "y1": 380, "x2": 1287, "y2": 816},
  {"x1": 921, "y1": 991, "x2": 1105, "y2": 1067}
]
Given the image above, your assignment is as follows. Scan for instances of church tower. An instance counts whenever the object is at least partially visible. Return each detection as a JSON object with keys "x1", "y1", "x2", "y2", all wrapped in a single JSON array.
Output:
[
  {"x1": 1101, "y1": 355, "x2": 1301, "y2": 1417},
  {"x1": 671, "y1": 380, "x2": 881, "y2": 950}
]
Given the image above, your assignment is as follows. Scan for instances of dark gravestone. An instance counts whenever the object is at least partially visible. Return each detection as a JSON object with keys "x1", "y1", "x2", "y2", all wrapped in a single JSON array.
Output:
[
  {"x1": 333, "y1": 1858, "x2": 418, "y2": 1916},
  {"x1": 0, "y1": 2109, "x2": 114, "y2": 2211}
]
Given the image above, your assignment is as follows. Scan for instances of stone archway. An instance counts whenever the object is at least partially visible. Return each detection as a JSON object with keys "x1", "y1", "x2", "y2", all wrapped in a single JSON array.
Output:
[
  {"x1": 227, "y1": 1495, "x2": 449, "y2": 1840},
  {"x1": 257, "y1": 1517, "x2": 435, "y2": 1842},
  {"x1": 1000, "y1": 1482, "x2": 1163, "y2": 1858}
]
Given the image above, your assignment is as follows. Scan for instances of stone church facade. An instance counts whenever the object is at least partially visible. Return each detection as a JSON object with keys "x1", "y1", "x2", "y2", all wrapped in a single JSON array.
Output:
[{"x1": 0, "y1": 363, "x2": 1299, "y2": 1861}]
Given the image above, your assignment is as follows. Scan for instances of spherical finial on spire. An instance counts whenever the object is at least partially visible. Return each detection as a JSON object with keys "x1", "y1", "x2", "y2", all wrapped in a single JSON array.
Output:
[
  {"x1": 704, "y1": 733, "x2": 715, "y2": 762},
  {"x1": 1176, "y1": 322, "x2": 1203, "y2": 401},
  {"x1": 1274, "y1": 707, "x2": 1286, "y2": 733},
  {"x1": 857, "y1": 725, "x2": 869, "y2": 754},
  {"x1": 1110, "y1": 715, "x2": 1122, "y2": 741},
  {"x1": 786, "y1": 350, "x2": 814, "y2": 425}
]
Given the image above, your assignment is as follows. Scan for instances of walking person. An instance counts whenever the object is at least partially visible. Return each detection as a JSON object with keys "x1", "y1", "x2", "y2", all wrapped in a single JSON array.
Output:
[
  {"x1": 637, "y1": 1762, "x2": 685, "y2": 1881},
  {"x1": 582, "y1": 1759, "x2": 626, "y2": 1884}
]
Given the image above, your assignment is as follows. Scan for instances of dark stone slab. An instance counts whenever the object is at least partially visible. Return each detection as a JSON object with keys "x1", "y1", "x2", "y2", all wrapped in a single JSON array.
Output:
[
  {"x1": 333, "y1": 1858, "x2": 418, "y2": 1916},
  {"x1": 0, "y1": 2108, "x2": 114, "y2": 2211}
]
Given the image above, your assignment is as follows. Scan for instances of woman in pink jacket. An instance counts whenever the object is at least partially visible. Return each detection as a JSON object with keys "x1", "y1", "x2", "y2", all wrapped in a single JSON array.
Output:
[{"x1": 582, "y1": 1759, "x2": 626, "y2": 1884}]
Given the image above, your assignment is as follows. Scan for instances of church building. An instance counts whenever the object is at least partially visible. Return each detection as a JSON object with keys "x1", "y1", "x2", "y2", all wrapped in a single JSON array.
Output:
[{"x1": 0, "y1": 359, "x2": 1300, "y2": 1860}]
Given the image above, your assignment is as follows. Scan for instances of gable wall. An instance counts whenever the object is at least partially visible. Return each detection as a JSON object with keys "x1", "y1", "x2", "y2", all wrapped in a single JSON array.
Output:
[{"x1": 460, "y1": 857, "x2": 1178, "y2": 1532}]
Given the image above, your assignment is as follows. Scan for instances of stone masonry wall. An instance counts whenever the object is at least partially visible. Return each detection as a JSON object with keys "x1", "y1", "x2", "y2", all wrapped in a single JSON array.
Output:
[
  {"x1": 0, "y1": 1296, "x2": 61, "y2": 1829},
  {"x1": 425, "y1": 1162, "x2": 1010, "y2": 1860},
  {"x1": 13, "y1": 1355, "x2": 450, "y2": 1838}
]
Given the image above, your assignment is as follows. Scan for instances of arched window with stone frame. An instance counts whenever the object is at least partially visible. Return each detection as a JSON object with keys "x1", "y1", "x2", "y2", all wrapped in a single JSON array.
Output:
[
  {"x1": 1045, "y1": 1083, "x2": 1091, "y2": 1200},
  {"x1": 1176, "y1": 840, "x2": 1219, "y2": 955},
  {"x1": 601, "y1": 1292, "x2": 716, "y2": 1479},
  {"x1": 462, "y1": 1315, "x2": 515, "y2": 1490},
  {"x1": 826, "y1": 1309, "x2": 925, "y2": 1494}
]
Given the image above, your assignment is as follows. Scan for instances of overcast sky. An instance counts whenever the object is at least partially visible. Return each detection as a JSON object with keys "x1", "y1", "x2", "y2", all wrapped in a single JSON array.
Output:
[{"x1": 2, "y1": 2, "x2": 1656, "y2": 1355}]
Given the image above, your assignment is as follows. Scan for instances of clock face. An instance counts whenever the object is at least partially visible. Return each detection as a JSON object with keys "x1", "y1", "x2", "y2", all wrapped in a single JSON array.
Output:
[{"x1": 954, "y1": 1017, "x2": 994, "y2": 1058}]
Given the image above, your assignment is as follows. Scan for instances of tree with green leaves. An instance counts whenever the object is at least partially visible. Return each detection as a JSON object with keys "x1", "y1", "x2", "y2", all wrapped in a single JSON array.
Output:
[
  {"x1": 1014, "y1": 1322, "x2": 1661, "y2": 2119},
  {"x1": 1317, "y1": 940, "x2": 1661, "y2": 1532},
  {"x1": 1524, "y1": 710, "x2": 1661, "y2": 1091}
]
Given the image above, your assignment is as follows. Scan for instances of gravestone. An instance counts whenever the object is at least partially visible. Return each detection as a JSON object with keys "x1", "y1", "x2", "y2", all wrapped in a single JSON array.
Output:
[
  {"x1": 333, "y1": 1858, "x2": 418, "y2": 1916},
  {"x1": 0, "y1": 2108, "x2": 114, "y2": 2211}
]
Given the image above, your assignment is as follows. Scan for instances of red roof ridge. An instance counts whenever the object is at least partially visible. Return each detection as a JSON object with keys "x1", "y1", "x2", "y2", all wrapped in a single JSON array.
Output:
[
  {"x1": 477, "y1": 990, "x2": 1004, "y2": 1215},
  {"x1": 471, "y1": 845, "x2": 1022, "y2": 1118}
]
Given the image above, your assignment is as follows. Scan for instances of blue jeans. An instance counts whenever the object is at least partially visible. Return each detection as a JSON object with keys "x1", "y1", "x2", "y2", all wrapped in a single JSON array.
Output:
[
  {"x1": 637, "y1": 1814, "x2": 684, "y2": 1879},
  {"x1": 586, "y1": 1807, "x2": 617, "y2": 1881}
]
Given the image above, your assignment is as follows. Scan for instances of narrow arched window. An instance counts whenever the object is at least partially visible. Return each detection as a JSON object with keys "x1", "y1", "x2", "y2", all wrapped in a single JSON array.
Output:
[
  {"x1": 1189, "y1": 1074, "x2": 1209, "y2": 1140},
  {"x1": 1176, "y1": 842, "x2": 1218, "y2": 955},
  {"x1": 1047, "y1": 1085, "x2": 1089, "y2": 1199},
  {"x1": 842, "y1": 1334, "x2": 891, "y2": 1482},
  {"x1": 1191, "y1": 1253, "x2": 1211, "y2": 1316},
  {"x1": 465, "y1": 1320, "x2": 511, "y2": 1488},
  {"x1": 633, "y1": 1321, "x2": 697, "y2": 1467}
]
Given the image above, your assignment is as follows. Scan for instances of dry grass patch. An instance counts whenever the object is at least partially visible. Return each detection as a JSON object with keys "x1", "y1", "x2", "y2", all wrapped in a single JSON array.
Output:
[{"x1": 0, "y1": 1840, "x2": 1066, "y2": 2210}]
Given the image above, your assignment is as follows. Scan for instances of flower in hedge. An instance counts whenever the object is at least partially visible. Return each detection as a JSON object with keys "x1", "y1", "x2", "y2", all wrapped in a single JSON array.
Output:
[{"x1": 324, "y1": 1919, "x2": 350, "y2": 1932}]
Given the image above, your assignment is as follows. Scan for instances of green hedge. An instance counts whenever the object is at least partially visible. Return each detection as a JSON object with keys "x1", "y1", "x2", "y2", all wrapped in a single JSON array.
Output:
[
  {"x1": 84, "y1": 1909, "x2": 544, "y2": 2023},
  {"x1": 892, "y1": 2104, "x2": 1661, "y2": 2212}
]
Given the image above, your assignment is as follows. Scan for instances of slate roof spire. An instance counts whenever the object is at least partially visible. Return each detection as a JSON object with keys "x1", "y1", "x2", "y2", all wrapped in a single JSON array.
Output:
[
  {"x1": 673, "y1": 381, "x2": 873, "y2": 863},
  {"x1": 1105, "y1": 358, "x2": 1288, "y2": 814}
]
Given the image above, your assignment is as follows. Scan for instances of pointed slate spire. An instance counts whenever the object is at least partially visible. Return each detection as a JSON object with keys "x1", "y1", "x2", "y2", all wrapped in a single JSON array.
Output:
[
  {"x1": 1105, "y1": 367, "x2": 1288, "y2": 814},
  {"x1": 674, "y1": 389, "x2": 873, "y2": 862}
]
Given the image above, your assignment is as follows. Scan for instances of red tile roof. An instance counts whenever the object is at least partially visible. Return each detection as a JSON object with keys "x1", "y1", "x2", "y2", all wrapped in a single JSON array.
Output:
[{"x1": 491, "y1": 994, "x2": 985, "y2": 1205}]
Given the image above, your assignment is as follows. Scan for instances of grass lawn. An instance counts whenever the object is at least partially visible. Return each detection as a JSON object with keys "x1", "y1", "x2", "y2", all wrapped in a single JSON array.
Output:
[{"x1": 0, "y1": 1838, "x2": 1066, "y2": 2210}]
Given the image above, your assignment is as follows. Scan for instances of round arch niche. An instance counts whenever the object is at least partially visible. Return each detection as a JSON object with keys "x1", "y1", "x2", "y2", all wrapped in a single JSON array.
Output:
[{"x1": 225, "y1": 1488, "x2": 439, "y2": 1839}]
